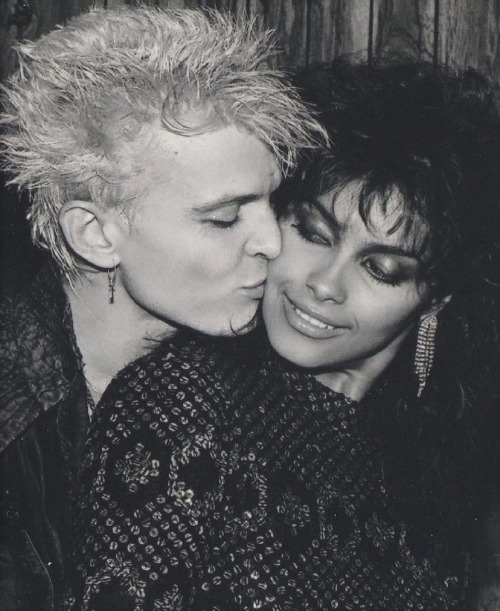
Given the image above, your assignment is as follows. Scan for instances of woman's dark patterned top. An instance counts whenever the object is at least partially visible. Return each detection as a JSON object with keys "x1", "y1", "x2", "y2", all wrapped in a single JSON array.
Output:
[{"x1": 63, "y1": 334, "x2": 465, "y2": 610}]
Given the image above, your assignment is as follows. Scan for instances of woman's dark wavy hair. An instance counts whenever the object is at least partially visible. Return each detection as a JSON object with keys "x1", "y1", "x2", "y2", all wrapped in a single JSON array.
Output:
[{"x1": 280, "y1": 58, "x2": 500, "y2": 568}]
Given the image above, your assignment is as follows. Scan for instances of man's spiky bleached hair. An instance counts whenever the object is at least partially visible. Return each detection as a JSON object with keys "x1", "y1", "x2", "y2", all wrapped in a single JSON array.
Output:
[{"x1": 0, "y1": 6, "x2": 325, "y2": 279}]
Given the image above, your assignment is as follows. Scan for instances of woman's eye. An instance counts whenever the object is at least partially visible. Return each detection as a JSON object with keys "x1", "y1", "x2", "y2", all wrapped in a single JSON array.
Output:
[
  {"x1": 363, "y1": 258, "x2": 409, "y2": 287},
  {"x1": 291, "y1": 219, "x2": 332, "y2": 246},
  {"x1": 290, "y1": 205, "x2": 333, "y2": 246}
]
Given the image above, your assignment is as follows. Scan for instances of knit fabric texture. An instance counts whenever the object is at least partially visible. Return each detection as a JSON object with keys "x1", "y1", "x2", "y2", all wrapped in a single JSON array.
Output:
[{"x1": 63, "y1": 334, "x2": 464, "y2": 610}]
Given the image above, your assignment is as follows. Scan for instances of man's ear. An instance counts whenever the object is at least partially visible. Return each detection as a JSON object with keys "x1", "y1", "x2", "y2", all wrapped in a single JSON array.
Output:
[
  {"x1": 59, "y1": 200, "x2": 128, "y2": 269},
  {"x1": 420, "y1": 294, "x2": 452, "y2": 321}
]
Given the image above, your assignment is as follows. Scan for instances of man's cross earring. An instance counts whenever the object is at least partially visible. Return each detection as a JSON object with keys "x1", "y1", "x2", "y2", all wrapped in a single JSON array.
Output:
[{"x1": 107, "y1": 265, "x2": 117, "y2": 304}]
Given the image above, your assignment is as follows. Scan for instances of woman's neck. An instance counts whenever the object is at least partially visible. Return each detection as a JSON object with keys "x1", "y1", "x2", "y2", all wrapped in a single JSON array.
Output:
[
  {"x1": 314, "y1": 369, "x2": 374, "y2": 402},
  {"x1": 313, "y1": 331, "x2": 412, "y2": 402},
  {"x1": 65, "y1": 273, "x2": 174, "y2": 403}
]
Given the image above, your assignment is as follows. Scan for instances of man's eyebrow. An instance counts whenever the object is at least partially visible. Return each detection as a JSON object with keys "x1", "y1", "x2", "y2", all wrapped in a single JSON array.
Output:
[{"x1": 192, "y1": 194, "x2": 261, "y2": 214}]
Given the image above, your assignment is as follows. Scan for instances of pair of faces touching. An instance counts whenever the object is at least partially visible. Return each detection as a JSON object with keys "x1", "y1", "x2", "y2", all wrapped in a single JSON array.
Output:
[{"x1": 64, "y1": 124, "x2": 446, "y2": 400}]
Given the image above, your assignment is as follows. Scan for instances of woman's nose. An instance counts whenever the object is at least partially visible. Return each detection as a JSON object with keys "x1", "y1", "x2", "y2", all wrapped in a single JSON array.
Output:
[
  {"x1": 306, "y1": 258, "x2": 347, "y2": 304},
  {"x1": 245, "y1": 201, "x2": 282, "y2": 260}
]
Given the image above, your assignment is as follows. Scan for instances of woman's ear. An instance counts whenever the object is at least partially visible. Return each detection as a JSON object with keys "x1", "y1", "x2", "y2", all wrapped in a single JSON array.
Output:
[
  {"x1": 58, "y1": 200, "x2": 128, "y2": 269},
  {"x1": 420, "y1": 294, "x2": 452, "y2": 321}
]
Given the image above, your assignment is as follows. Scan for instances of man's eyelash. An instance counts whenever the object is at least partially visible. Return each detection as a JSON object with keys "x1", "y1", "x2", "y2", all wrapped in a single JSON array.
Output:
[{"x1": 207, "y1": 217, "x2": 240, "y2": 229}]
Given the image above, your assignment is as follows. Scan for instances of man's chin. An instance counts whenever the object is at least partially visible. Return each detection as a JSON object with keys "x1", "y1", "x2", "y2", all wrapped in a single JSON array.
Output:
[{"x1": 222, "y1": 309, "x2": 260, "y2": 337}]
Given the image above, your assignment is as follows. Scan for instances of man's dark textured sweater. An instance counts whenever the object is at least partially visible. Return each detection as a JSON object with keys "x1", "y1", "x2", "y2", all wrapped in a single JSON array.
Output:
[{"x1": 63, "y1": 334, "x2": 465, "y2": 610}]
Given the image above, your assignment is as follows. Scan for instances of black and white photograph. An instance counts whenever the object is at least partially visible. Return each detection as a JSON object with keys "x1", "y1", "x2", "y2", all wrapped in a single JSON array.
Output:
[{"x1": 1, "y1": 1, "x2": 499, "y2": 609}]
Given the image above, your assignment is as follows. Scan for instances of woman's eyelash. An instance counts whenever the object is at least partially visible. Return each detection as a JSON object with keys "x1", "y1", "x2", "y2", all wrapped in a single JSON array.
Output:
[
  {"x1": 291, "y1": 221, "x2": 308, "y2": 239},
  {"x1": 370, "y1": 273, "x2": 403, "y2": 287},
  {"x1": 292, "y1": 214, "x2": 409, "y2": 288},
  {"x1": 363, "y1": 260, "x2": 403, "y2": 287},
  {"x1": 291, "y1": 219, "x2": 330, "y2": 245}
]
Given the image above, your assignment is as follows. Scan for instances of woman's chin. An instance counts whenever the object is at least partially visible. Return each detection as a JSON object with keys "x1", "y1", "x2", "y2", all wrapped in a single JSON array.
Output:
[{"x1": 266, "y1": 331, "x2": 321, "y2": 369}]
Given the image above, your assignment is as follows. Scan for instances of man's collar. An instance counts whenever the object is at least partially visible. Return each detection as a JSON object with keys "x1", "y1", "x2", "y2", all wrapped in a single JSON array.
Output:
[{"x1": 0, "y1": 262, "x2": 84, "y2": 450}]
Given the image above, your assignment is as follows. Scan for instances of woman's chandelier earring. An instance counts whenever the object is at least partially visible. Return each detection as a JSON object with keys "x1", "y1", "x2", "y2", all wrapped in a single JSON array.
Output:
[
  {"x1": 107, "y1": 265, "x2": 117, "y2": 305},
  {"x1": 414, "y1": 313, "x2": 438, "y2": 398}
]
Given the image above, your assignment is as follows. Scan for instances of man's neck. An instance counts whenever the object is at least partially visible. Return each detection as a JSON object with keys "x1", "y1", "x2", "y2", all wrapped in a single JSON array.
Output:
[{"x1": 64, "y1": 273, "x2": 174, "y2": 403}]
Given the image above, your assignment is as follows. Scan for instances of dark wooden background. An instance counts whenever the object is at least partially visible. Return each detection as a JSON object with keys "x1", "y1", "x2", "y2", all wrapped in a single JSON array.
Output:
[{"x1": 1, "y1": 0, "x2": 499, "y2": 294}]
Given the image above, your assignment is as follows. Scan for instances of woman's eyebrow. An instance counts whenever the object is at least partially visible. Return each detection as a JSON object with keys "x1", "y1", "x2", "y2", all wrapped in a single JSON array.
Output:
[
  {"x1": 306, "y1": 199, "x2": 424, "y2": 261},
  {"x1": 307, "y1": 198, "x2": 345, "y2": 233},
  {"x1": 362, "y1": 242, "x2": 423, "y2": 261}
]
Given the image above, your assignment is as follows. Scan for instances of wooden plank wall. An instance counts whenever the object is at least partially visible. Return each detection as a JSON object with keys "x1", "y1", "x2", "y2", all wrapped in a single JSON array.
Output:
[
  {"x1": 1, "y1": 0, "x2": 499, "y2": 78},
  {"x1": 1, "y1": 0, "x2": 93, "y2": 78}
]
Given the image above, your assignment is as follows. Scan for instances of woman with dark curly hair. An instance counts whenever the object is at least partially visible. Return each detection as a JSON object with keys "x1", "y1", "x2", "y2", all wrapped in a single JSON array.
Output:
[{"x1": 64, "y1": 59, "x2": 500, "y2": 610}]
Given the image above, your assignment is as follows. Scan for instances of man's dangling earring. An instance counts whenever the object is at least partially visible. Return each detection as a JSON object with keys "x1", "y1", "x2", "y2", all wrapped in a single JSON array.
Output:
[
  {"x1": 107, "y1": 265, "x2": 117, "y2": 305},
  {"x1": 414, "y1": 313, "x2": 438, "y2": 398}
]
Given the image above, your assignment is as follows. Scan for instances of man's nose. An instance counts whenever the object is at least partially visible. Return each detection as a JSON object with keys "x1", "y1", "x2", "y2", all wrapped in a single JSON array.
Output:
[{"x1": 245, "y1": 201, "x2": 282, "y2": 260}]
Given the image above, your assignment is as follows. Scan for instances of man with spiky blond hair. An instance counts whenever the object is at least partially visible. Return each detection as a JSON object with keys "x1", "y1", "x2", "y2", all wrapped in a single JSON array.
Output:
[{"x1": 0, "y1": 7, "x2": 324, "y2": 608}]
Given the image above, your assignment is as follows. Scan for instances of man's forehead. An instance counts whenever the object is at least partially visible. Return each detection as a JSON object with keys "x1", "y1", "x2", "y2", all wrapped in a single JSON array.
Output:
[
  {"x1": 145, "y1": 123, "x2": 269, "y2": 160},
  {"x1": 127, "y1": 123, "x2": 281, "y2": 209}
]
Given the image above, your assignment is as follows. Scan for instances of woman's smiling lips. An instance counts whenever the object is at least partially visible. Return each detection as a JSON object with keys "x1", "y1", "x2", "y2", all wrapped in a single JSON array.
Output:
[{"x1": 284, "y1": 295, "x2": 346, "y2": 339}]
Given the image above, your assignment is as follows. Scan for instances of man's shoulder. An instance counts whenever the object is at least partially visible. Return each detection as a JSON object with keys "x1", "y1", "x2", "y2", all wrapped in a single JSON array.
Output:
[
  {"x1": 0, "y1": 265, "x2": 76, "y2": 451},
  {"x1": 98, "y1": 334, "x2": 235, "y2": 411},
  {"x1": 93, "y1": 330, "x2": 273, "y2": 435},
  {"x1": 0, "y1": 271, "x2": 64, "y2": 369},
  {"x1": 162, "y1": 329, "x2": 275, "y2": 396},
  {"x1": 143, "y1": 329, "x2": 271, "y2": 380},
  {"x1": 0, "y1": 263, "x2": 66, "y2": 340},
  {"x1": 0, "y1": 289, "x2": 40, "y2": 373}
]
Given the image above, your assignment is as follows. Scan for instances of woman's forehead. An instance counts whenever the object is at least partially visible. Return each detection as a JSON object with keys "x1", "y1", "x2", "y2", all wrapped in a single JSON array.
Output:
[{"x1": 317, "y1": 181, "x2": 429, "y2": 254}]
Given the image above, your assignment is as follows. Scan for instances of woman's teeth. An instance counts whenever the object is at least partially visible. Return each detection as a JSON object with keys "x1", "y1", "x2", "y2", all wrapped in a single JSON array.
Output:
[{"x1": 292, "y1": 304, "x2": 335, "y2": 330}]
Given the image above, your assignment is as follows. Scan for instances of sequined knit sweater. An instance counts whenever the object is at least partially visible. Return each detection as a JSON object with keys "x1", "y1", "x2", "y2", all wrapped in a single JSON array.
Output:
[{"x1": 63, "y1": 333, "x2": 465, "y2": 610}]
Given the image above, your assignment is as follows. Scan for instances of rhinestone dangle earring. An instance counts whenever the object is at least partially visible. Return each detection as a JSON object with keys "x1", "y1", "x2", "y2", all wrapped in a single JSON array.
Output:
[
  {"x1": 414, "y1": 313, "x2": 438, "y2": 397},
  {"x1": 107, "y1": 265, "x2": 117, "y2": 305}
]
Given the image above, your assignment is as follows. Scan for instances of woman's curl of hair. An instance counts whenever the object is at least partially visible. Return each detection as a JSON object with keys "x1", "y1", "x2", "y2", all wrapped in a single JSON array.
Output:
[{"x1": 0, "y1": 6, "x2": 326, "y2": 280}]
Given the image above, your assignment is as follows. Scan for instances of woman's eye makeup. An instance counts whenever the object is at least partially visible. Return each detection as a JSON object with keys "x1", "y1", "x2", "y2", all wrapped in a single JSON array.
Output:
[
  {"x1": 290, "y1": 201, "x2": 334, "y2": 246},
  {"x1": 362, "y1": 255, "x2": 419, "y2": 287},
  {"x1": 288, "y1": 201, "x2": 421, "y2": 287}
]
